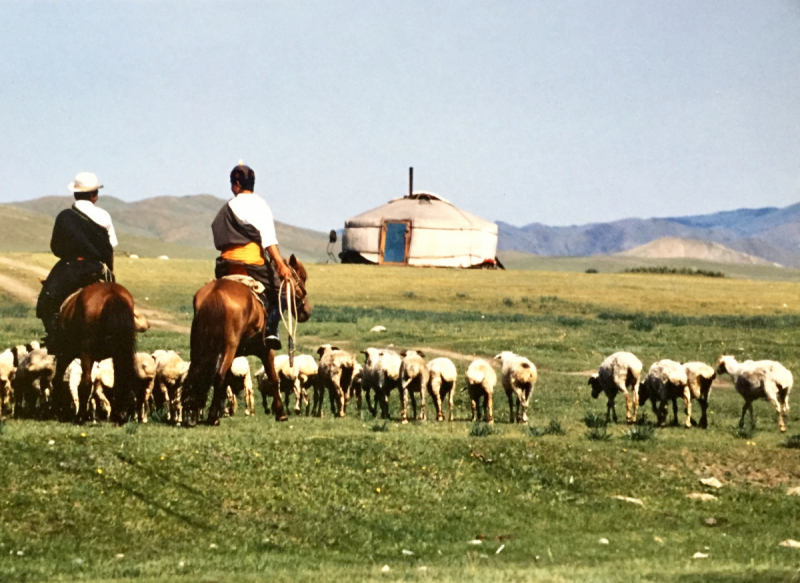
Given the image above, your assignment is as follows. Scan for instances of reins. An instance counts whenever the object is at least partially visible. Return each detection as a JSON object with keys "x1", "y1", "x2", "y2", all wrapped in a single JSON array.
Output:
[{"x1": 279, "y1": 268, "x2": 302, "y2": 367}]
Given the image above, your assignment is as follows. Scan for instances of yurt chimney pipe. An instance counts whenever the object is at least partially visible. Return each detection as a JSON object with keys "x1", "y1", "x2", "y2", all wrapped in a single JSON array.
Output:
[{"x1": 409, "y1": 167, "x2": 413, "y2": 197}]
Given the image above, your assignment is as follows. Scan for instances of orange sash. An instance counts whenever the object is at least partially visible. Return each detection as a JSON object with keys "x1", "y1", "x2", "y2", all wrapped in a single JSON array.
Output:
[{"x1": 220, "y1": 242, "x2": 265, "y2": 265}]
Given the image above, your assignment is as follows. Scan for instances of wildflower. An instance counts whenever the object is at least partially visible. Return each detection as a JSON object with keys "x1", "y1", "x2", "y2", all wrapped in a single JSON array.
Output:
[
  {"x1": 80, "y1": 433, "x2": 87, "y2": 438},
  {"x1": 376, "y1": 487, "x2": 381, "y2": 493},
  {"x1": 97, "y1": 468, "x2": 103, "y2": 474}
]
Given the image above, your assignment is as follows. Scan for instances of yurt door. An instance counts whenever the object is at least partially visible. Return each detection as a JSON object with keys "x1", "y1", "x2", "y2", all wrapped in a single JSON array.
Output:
[{"x1": 380, "y1": 220, "x2": 411, "y2": 264}]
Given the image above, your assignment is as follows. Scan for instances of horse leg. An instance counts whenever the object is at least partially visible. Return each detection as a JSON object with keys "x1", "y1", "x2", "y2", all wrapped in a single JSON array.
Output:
[
  {"x1": 206, "y1": 349, "x2": 236, "y2": 426},
  {"x1": 260, "y1": 349, "x2": 287, "y2": 422}
]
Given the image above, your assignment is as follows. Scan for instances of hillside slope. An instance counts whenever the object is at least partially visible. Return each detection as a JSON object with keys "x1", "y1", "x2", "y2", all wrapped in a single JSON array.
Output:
[
  {"x1": 616, "y1": 237, "x2": 779, "y2": 266},
  {"x1": 9, "y1": 196, "x2": 338, "y2": 262}
]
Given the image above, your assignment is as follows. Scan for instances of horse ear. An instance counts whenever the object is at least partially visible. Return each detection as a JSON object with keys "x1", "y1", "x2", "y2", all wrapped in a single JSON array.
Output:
[{"x1": 288, "y1": 254, "x2": 298, "y2": 268}]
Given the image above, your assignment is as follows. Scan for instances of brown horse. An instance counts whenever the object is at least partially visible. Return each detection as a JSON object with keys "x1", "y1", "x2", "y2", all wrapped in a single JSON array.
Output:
[
  {"x1": 51, "y1": 282, "x2": 142, "y2": 424},
  {"x1": 183, "y1": 255, "x2": 311, "y2": 425}
]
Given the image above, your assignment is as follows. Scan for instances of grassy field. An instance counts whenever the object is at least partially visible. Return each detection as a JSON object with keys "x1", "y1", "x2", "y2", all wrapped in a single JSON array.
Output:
[{"x1": 0, "y1": 256, "x2": 799, "y2": 582}]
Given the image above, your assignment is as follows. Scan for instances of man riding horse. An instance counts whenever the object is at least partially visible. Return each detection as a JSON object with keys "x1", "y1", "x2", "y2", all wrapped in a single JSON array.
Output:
[
  {"x1": 212, "y1": 164, "x2": 293, "y2": 349},
  {"x1": 37, "y1": 172, "x2": 117, "y2": 348}
]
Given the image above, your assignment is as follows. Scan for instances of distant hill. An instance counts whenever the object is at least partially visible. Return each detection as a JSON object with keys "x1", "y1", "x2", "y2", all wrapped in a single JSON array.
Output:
[
  {"x1": 498, "y1": 202, "x2": 800, "y2": 267},
  {"x1": 8, "y1": 195, "x2": 339, "y2": 262},
  {"x1": 617, "y1": 237, "x2": 778, "y2": 266}
]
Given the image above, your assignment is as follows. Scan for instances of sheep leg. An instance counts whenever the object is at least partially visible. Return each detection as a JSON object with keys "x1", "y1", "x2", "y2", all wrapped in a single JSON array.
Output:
[
  {"x1": 683, "y1": 389, "x2": 692, "y2": 428},
  {"x1": 698, "y1": 396, "x2": 708, "y2": 429},
  {"x1": 486, "y1": 391, "x2": 494, "y2": 424},
  {"x1": 419, "y1": 383, "x2": 427, "y2": 421},
  {"x1": 624, "y1": 391, "x2": 634, "y2": 424},
  {"x1": 766, "y1": 383, "x2": 786, "y2": 432},
  {"x1": 224, "y1": 386, "x2": 236, "y2": 417},
  {"x1": 365, "y1": 387, "x2": 376, "y2": 417},
  {"x1": 506, "y1": 389, "x2": 515, "y2": 423},
  {"x1": 244, "y1": 381, "x2": 254, "y2": 417},
  {"x1": 469, "y1": 387, "x2": 478, "y2": 422},
  {"x1": 607, "y1": 393, "x2": 618, "y2": 424},
  {"x1": 337, "y1": 384, "x2": 347, "y2": 418},
  {"x1": 400, "y1": 386, "x2": 410, "y2": 424},
  {"x1": 77, "y1": 356, "x2": 94, "y2": 424},
  {"x1": 433, "y1": 387, "x2": 444, "y2": 422},
  {"x1": 670, "y1": 397, "x2": 679, "y2": 426},
  {"x1": 448, "y1": 384, "x2": 455, "y2": 422}
]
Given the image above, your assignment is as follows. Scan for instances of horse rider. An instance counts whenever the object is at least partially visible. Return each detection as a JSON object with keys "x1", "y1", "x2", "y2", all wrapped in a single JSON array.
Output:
[
  {"x1": 36, "y1": 172, "x2": 117, "y2": 347},
  {"x1": 211, "y1": 164, "x2": 293, "y2": 349}
]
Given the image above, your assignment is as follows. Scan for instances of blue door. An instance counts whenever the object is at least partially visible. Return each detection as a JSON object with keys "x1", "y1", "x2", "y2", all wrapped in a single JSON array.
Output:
[{"x1": 382, "y1": 222, "x2": 409, "y2": 263}]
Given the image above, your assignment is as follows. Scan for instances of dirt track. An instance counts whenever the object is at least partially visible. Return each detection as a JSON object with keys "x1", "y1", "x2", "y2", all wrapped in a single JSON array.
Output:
[{"x1": 0, "y1": 259, "x2": 190, "y2": 334}]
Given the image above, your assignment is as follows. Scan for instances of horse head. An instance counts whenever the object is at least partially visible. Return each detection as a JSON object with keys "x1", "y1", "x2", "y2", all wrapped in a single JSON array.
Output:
[{"x1": 286, "y1": 255, "x2": 312, "y2": 322}]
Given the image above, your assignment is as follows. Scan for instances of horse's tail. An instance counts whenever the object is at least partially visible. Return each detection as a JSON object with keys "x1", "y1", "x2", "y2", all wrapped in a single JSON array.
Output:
[
  {"x1": 99, "y1": 291, "x2": 138, "y2": 423},
  {"x1": 184, "y1": 290, "x2": 228, "y2": 419}
]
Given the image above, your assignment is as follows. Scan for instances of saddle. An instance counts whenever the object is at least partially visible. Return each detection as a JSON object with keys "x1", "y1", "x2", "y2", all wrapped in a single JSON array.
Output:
[{"x1": 222, "y1": 275, "x2": 266, "y2": 307}]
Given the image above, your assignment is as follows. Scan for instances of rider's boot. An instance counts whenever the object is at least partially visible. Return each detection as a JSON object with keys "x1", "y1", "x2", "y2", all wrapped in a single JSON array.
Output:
[{"x1": 264, "y1": 304, "x2": 281, "y2": 351}]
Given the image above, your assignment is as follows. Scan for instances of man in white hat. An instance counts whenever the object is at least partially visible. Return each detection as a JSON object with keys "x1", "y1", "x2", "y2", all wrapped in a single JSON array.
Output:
[{"x1": 36, "y1": 172, "x2": 118, "y2": 345}]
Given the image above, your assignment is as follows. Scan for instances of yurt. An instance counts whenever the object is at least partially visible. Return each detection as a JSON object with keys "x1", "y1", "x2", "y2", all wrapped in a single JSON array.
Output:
[{"x1": 340, "y1": 192, "x2": 498, "y2": 267}]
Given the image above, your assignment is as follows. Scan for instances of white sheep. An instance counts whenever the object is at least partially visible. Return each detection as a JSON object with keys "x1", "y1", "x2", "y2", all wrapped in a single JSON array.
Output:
[
  {"x1": 682, "y1": 361, "x2": 717, "y2": 429},
  {"x1": 494, "y1": 351, "x2": 538, "y2": 424},
  {"x1": 224, "y1": 356, "x2": 254, "y2": 417},
  {"x1": 314, "y1": 345, "x2": 356, "y2": 417},
  {"x1": 134, "y1": 352, "x2": 157, "y2": 423},
  {"x1": 638, "y1": 359, "x2": 689, "y2": 427},
  {"x1": 361, "y1": 348, "x2": 403, "y2": 420},
  {"x1": 13, "y1": 348, "x2": 56, "y2": 418},
  {"x1": 466, "y1": 359, "x2": 497, "y2": 423},
  {"x1": 400, "y1": 350, "x2": 429, "y2": 423},
  {"x1": 91, "y1": 358, "x2": 115, "y2": 421},
  {"x1": 0, "y1": 349, "x2": 16, "y2": 419},
  {"x1": 62, "y1": 358, "x2": 111, "y2": 422},
  {"x1": 153, "y1": 350, "x2": 190, "y2": 424},
  {"x1": 717, "y1": 355, "x2": 794, "y2": 432},
  {"x1": 426, "y1": 357, "x2": 457, "y2": 422},
  {"x1": 258, "y1": 354, "x2": 318, "y2": 416},
  {"x1": 588, "y1": 352, "x2": 643, "y2": 424}
]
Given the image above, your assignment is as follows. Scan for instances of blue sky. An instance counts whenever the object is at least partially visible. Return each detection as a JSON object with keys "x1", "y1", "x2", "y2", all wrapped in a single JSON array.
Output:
[{"x1": 1, "y1": 1, "x2": 798, "y2": 232}]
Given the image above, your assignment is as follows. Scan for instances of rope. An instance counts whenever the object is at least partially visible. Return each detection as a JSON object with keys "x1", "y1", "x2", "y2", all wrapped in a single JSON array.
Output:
[{"x1": 279, "y1": 276, "x2": 299, "y2": 367}]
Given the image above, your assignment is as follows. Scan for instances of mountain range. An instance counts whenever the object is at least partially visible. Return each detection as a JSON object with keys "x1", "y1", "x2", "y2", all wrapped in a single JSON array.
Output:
[
  {"x1": 1, "y1": 195, "x2": 797, "y2": 267},
  {"x1": 497, "y1": 203, "x2": 800, "y2": 267}
]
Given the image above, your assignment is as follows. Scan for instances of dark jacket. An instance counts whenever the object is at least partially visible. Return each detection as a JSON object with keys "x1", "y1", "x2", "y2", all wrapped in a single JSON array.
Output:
[{"x1": 51, "y1": 205, "x2": 114, "y2": 271}]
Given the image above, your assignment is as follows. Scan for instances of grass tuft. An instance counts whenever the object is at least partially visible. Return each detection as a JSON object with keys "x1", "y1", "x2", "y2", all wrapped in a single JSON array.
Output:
[
  {"x1": 783, "y1": 435, "x2": 800, "y2": 449},
  {"x1": 635, "y1": 412, "x2": 653, "y2": 426},
  {"x1": 585, "y1": 426, "x2": 611, "y2": 441},
  {"x1": 371, "y1": 421, "x2": 389, "y2": 433},
  {"x1": 583, "y1": 411, "x2": 608, "y2": 429},
  {"x1": 626, "y1": 424, "x2": 655, "y2": 441},
  {"x1": 585, "y1": 268, "x2": 598, "y2": 274},
  {"x1": 148, "y1": 408, "x2": 169, "y2": 425},
  {"x1": 732, "y1": 420, "x2": 757, "y2": 439},
  {"x1": 125, "y1": 421, "x2": 140, "y2": 435},
  {"x1": 469, "y1": 422, "x2": 496, "y2": 437}
]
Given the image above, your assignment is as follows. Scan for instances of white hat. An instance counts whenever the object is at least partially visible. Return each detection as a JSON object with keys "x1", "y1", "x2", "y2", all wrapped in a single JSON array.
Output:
[{"x1": 68, "y1": 172, "x2": 103, "y2": 193}]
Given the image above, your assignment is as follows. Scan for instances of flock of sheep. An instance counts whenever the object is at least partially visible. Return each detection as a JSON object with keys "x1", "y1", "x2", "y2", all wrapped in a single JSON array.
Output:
[{"x1": 0, "y1": 339, "x2": 794, "y2": 432}]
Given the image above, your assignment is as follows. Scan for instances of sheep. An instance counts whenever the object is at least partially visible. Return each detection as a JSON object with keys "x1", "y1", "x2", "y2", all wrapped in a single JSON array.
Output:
[
  {"x1": 13, "y1": 348, "x2": 56, "y2": 418},
  {"x1": 222, "y1": 356, "x2": 254, "y2": 418},
  {"x1": 134, "y1": 352, "x2": 157, "y2": 423},
  {"x1": 153, "y1": 350, "x2": 190, "y2": 424},
  {"x1": 716, "y1": 355, "x2": 794, "y2": 432},
  {"x1": 465, "y1": 359, "x2": 497, "y2": 423},
  {"x1": 638, "y1": 359, "x2": 689, "y2": 427},
  {"x1": 494, "y1": 351, "x2": 538, "y2": 424},
  {"x1": 90, "y1": 358, "x2": 115, "y2": 421},
  {"x1": 0, "y1": 349, "x2": 16, "y2": 419},
  {"x1": 314, "y1": 345, "x2": 356, "y2": 417},
  {"x1": 400, "y1": 350, "x2": 429, "y2": 423},
  {"x1": 258, "y1": 354, "x2": 318, "y2": 416},
  {"x1": 360, "y1": 347, "x2": 403, "y2": 420},
  {"x1": 426, "y1": 357, "x2": 457, "y2": 422},
  {"x1": 588, "y1": 352, "x2": 643, "y2": 424},
  {"x1": 682, "y1": 362, "x2": 717, "y2": 429}
]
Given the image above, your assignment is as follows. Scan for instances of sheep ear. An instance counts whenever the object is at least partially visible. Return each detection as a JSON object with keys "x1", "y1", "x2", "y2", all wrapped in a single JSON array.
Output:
[
  {"x1": 417, "y1": 350, "x2": 425, "y2": 358},
  {"x1": 331, "y1": 346, "x2": 340, "y2": 352},
  {"x1": 316, "y1": 346, "x2": 326, "y2": 357},
  {"x1": 493, "y1": 353, "x2": 502, "y2": 360},
  {"x1": 400, "y1": 350, "x2": 407, "y2": 357}
]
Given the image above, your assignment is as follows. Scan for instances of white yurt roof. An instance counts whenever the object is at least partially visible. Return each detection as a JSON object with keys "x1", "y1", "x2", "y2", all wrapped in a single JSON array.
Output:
[{"x1": 345, "y1": 192, "x2": 497, "y2": 234}]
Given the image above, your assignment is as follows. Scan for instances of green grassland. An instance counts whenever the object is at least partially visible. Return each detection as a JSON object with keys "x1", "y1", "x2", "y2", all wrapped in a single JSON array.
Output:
[{"x1": 0, "y1": 256, "x2": 799, "y2": 582}]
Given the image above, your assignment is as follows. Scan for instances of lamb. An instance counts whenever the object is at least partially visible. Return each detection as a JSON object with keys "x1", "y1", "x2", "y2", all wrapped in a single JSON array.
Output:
[
  {"x1": 223, "y1": 356, "x2": 254, "y2": 417},
  {"x1": 0, "y1": 349, "x2": 16, "y2": 419},
  {"x1": 400, "y1": 350, "x2": 429, "y2": 423},
  {"x1": 13, "y1": 348, "x2": 56, "y2": 418},
  {"x1": 360, "y1": 348, "x2": 403, "y2": 420},
  {"x1": 465, "y1": 359, "x2": 497, "y2": 423},
  {"x1": 153, "y1": 350, "x2": 190, "y2": 423},
  {"x1": 133, "y1": 352, "x2": 157, "y2": 423},
  {"x1": 588, "y1": 352, "x2": 643, "y2": 424},
  {"x1": 90, "y1": 358, "x2": 115, "y2": 421},
  {"x1": 494, "y1": 351, "x2": 538, "y2": 424},
  {"x1": 258, "y1": 354, "x2": 318, "y2": 416},
  {"x1": 716, "y1": 355, "x2": 793, "y2": 432},
  {"x1": 638, "y1": 359, "x2": 689, "y2": 427},
  {"x1": 682, "y1": 362, "x2": 717, "y2": 429},
  {"x1": 314, "y1": 345, "x2": 356, "y2": 417},
  {"x1": 426, "y1": 357, "x2": 457, "y2": 422}
]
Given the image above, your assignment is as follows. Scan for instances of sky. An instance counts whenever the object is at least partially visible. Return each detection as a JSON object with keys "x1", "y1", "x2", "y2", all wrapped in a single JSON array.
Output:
[{"x1": 1, "y1": 1, "x2": 799, "y2": 233}]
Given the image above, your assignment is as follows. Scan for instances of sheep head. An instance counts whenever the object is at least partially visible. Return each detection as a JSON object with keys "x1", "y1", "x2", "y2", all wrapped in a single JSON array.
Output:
[
  {"x1": 588, "y1": 374, "x2": 602, "y2": 398},
  {"x1": 716, "y1": 355, "x2": 735, "y2": 375}
]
